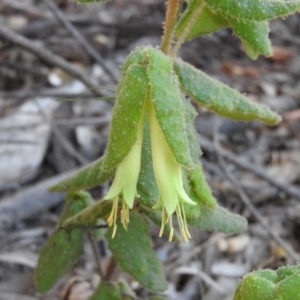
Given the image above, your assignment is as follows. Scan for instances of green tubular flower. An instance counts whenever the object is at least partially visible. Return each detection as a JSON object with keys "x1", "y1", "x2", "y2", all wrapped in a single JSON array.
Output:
[
  {"x1": 104, "y1": 112, "x2": 145, "y2": 238},
  {"x1": 148, "y1": 100, "x2": 196, "y2": 242}
]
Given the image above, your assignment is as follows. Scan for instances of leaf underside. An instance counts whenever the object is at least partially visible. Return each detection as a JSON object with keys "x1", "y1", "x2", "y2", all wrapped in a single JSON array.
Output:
[
  {"x1": 89, "y1": 282, "x2": 122, "y2": 300},
  {"x1": 174, "y1": 59, "x2": 281, "y2": 125},
  {"x1": 49, "y1": 157, "x2": 114, "y2": 192},
  {"x1": 187, "y1": 203, "x2": 247, "y2": 234},
  {"x1": 34, "y1": 192, "x2": 90, "y2": 293},
  {"x1": 175, "y1": 0, "x2": 300, "y2": 58},
  {"x1": 106, "y1": 212, "x2": 167, "y2": 292}
]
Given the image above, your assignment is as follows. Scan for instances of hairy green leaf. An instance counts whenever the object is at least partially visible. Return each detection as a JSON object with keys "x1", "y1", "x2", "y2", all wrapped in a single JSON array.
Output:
[
  {"x1": 106, "y1": 212, "x2": 167, "y2": 292},
  {"x1": 174, "y1": 59, "x2": 281, "y2": 125},
  {"x1": 35, "y1": 192, "x2": 89, "y2": 293},
  {"x1": 89, "y1": 282, "x2": 122, "y2": 300},
  {"x1": 101, "y1": 51, "x2": 148, "y2": 171},
  {"x1": 241, "y1": 40, "x2": 262, "y2": 60},
  {"x1": 182, "y1": 95, "x2": 202, "y2": 164},
  {"x1": 62, "y1": 200, "x2": 112, "y2": 231},
  {"x1": 49, "y1": 157, "x2": 114, "y2": 192},
  {"x1": 204, "y1": 0, "x2": 300, "y2": 21},
  {"x1": 276, "y1": 265, "x2": 300, "y2": 282},
  {"x1": 234, "y1": 266, "x2": 300, "y2": 300},
  {"x1": 234, "y1": 272, "x2": 275, "y2": 300},
  {"x1": 137, "y1": 120, "x2": 159, "y2": 208},
  {"x1": 187, "y1": 204, "x2": 247, "y2": 233},
  {"x1": 175, "y1": 0, "x2": 228, "y2": 38},
  {"x1": 175, "y1": 0, "x2": 277, "y2": 59},
  {"x1": 226, "y1": 16, "x2": 272, "y2": 58},
  {"x1": 188, "y1": 164, "x2": 218, "y2": 208},
  {"x1": 275, "y1": 270, "x2": 300, "y2": 300},
  {"x1": 147, "y1": 47, "x2": 195, "y2": 168}
]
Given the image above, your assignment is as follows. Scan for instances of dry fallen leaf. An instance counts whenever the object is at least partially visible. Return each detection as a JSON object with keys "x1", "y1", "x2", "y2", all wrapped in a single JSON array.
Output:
[
  {"x1": 221, "y1": 61, "x2": 259, "y2": 77},
  {"x1": 216, "y1": 234, "x2": 250, "y2": 254},
  {"x1": 60, "y1": 277, "x2": 93, "y2": 300},
  {"x1": 270, "y1": 46, "x2": 295, "y2": 62}
]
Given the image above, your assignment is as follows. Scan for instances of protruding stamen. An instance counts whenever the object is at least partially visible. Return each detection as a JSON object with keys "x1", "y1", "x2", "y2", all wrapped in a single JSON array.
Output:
[
  {"x1": 112, "y1": 224, "x2": 117, "y2": 238},
  {"x1": 175, "y1": 201, "x2": 192, "y2": 242},
  {"x1": 120, "y1": 199, "x2": 130, "y2": 230},
  {"x1": 159, "y1": 221, "x2": 165, "y2": 237},
  {"x1": 107, "y1": 197, "x2": 118, "y2": 238},
  {"x1": 168, "y1": 216, "x2": 174, "y2": 242},
  {"x1": 181, "y1": 201, "x2": 192, "y2": 239}
]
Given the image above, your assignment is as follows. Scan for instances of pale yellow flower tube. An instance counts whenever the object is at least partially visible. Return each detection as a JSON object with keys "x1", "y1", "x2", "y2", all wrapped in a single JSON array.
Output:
[
  {"x1": 148, "y1": 100, "x2": 196, "y2": 242},
  {"x1": 104, "y1": 109, "x2": 145, "y2": 237}
]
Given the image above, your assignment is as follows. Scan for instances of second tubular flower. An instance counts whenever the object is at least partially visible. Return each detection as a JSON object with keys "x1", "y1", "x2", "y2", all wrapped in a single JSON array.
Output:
[{"x1": 148, "y1": 100, "x2": 196, "y2": 242}]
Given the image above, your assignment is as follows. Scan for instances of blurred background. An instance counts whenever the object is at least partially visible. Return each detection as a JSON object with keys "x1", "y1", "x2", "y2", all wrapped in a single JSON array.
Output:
[{"x1": 0, "y1": 0, "x2": 300, "y2": 299}]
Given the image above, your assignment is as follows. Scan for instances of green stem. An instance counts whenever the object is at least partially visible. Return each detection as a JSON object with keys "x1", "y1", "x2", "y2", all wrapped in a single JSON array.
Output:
[
  {"x1": 171, "y1": 2, "x2": 205, "y2": 57},
  {"x1": 161, "y1": 0, "x2": 183, "y2": 54}
]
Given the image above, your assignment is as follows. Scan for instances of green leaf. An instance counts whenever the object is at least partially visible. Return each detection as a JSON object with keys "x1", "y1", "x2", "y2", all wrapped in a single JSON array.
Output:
[
  {"x1": 226, "y1": 16, "x2": 272, "y2": 58},
  {"x1": 35, "y1": 192, "x2": 88, "y2": 293},
  {"x1": 188, "y1": 164, "x2": 218, "y2": 208},
  {"x1": 241, "y1": 40, "x2": 261, "y2": 60},
  {"x1": 233, "y1": 272, "x2": 275, "y2": 300},
  {"x1": 147, "y1": 47, "x2": 195, "y2": 168},
  {"x1": 175, "y1": 1, "x2": 272, "y2": 58},
  {"x1": 276, "y1": 265, "x2": 300, "y2": 282},
  {"x1": 187, "y1": 204, "x2": 247, "y2": 233},
  {"x1": 204, "y1": 0, "x2": 300, "y2": 21},
  {"x1": 174, "y1": 59, "x2": 281, "y2": 125},
  {"x1": 234, "y1": 266, "x2": 300, "y2": 300},
  {"x1": 105, "y1": 212, "x2": 167, "y2": 292},
  {"x1": 89, "y1": 282, "x2": 121, "y2": 300},
  {"x1": 175, "y1": 0, "x2": 228, "y2": 39},
  {"x1": 182, "y1": 95, "x2": 202, "y2": 164},
  {"x1": 118, "y1": 280, "x2": 137, "y2": 299},
  {"x1": 101, "y1": 49, "x2": 148, "y2": 171},
  {"x1": 76, "y1": 190, "x2": 96, "y2": 207},
  {"x1": 62, "y1": 200, "x2": 112, "y2": 231},
  {"x1": 275, "y1": 272, "x2": 300, "y2": 300},
  {"x1": 137, "y1": 120, "x2": 159, "y2": 208},
  {"x1": 49, "y1": 157, "x2": 114, "y2": 192}
]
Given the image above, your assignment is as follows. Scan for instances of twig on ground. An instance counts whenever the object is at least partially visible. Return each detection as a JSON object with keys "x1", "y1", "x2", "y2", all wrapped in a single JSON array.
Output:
[
  {"x1": 103, "y1": 257, "x2": 117, "y2": 281},
  {"x1": 200, "y1": 136, "x2": 300, "y2": 202},
  {"x1": 0, "y1": 171, "x2": 75, "y2": 228},
  {"x1": 0, "y1": 89, "x2": 115, "y2": 101},
  {"x1": 33, "y1": 99, "x2": 89, "y2": 165},
  {"x1": 0, "y1": 138, "x2": 37, "y2": 145},
  {"x1": 87, "y1": 230, "x2": 104, "y2": 277},
  {"x1": 0, "y1": 116, "x2": 110, "y2": 131},
  {"x1": 212, "y1": 133, "x2": 300, "y2": 263},
  {"x1": 52, "y1": 126, "x2": 89, "y2": 165},
  {"x1": 0, "y1": 90, "x2": 94, "y2": 100},
  {"x1": 0, "y1": 0, "x2": 49, "y2": 18},
  {"x1": 44, "y1": 0, "x2": 119, "y2": 84},
  {"x1": 0, "y1": 25, "x2": 102, "y2": 97}
]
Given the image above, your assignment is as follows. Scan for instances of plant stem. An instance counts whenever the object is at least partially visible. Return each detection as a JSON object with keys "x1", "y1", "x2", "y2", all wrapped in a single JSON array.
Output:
[
  {"x1": 161, "y1": 0, "x2": 183, "y2": 54},
  {"x1": 171, "y1": 2, "x2": 205, "y2": 57},
  {"x1": 103, "y1": 256, "x2": 117, "y2": 281},
  {"x1": 87, "y1": 230, "x2": 104, "y2": 277}
]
